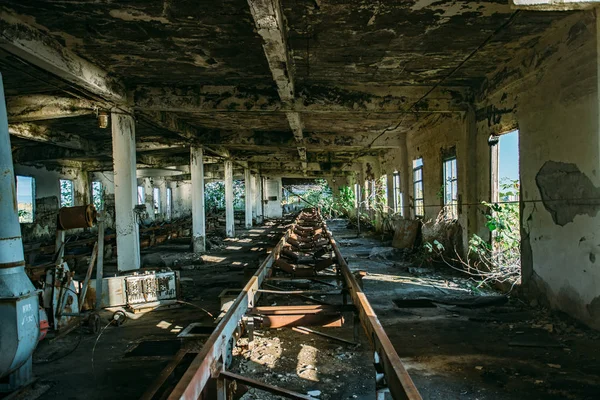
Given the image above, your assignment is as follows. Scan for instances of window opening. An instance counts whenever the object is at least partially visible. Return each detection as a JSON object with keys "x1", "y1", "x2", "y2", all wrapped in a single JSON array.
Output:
[
  {"x1": 443, "y1": 157, "x2": 458, "y2": 219},
  {"x1": 153, "y1": 187, "x2": 161, "y2": 215},
  {"x1": 413, "y1": 158, "x2": 424, "y2": 217},
  {"x1": 393, "y1": 171, "x2": 402, "y2": 215},
  {"x1": 60, "y1": 179, "x2": 74, "y2": 208},
  {"x1": 17, "y1": 176, "x2": 35, "y2": 223},
  {"x1": 137, "y1": 186, "x2": 145, "y2": 205},
  {"x1": 166, "y1": 187, "x2": 172, "y2": 220},
  {"x1": 92, "y1": 181, "x2": 104, "y2": 211}
]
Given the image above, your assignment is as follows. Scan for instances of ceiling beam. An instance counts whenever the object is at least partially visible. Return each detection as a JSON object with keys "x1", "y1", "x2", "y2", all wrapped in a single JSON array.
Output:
[
  {"x1": 12, "y1": 145, "x2": 89, "y2": 163},
  {"x1": 9, "y1": 122, "x2": 96, "y2": 151},
  {"x1": 0, "y1": 10, "x2": 126, "y2": 103},
  {"x1": 7, "y1": 95, "x2": 98, "y2": 122},
  {"x1": 247, "y1": 0, "x2": 307, "y2": 174},
  {"x1": 9, "y1": 122, "x2": 190, "y2": 155},
  {"x1": 132, "y1": 85, "x2": 469, "y2": 114},
  {"x1": 510, "y1": 0, "x2": 600, "y2": 10}
]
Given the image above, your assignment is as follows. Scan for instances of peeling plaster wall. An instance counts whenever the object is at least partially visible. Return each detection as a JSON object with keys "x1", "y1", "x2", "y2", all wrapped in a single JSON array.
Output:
[
  {"x1": 15, "y1": 163, "x2": 88, "y2": 242},
  {"x1": 476, "y1": 11, "x2": 600, "y2": 329}
]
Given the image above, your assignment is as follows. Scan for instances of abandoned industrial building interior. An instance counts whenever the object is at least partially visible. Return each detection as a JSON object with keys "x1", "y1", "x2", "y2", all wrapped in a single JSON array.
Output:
[{"x1": 3, "y1": 0, "x2": 600, "y2": 399}]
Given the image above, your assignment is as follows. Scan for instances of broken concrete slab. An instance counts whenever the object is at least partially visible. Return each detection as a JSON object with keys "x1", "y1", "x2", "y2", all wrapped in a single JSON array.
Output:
[{"x1": 391, "y1": 218, "x2": 420, "y2": 249}]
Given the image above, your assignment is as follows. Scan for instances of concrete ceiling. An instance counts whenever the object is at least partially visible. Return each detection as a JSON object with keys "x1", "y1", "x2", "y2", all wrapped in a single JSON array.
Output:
[{"x1": 0, "y1": 0, "x2": 572, "y2": 178}]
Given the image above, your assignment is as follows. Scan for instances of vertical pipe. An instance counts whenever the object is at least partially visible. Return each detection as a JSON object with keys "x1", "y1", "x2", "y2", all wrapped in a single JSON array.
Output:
[
  {"x1": 224, "y1": 160, "x2": 235, "y2": 237},
  {"x1": 191, "y1": 146, "x2": 206, "y2": 252},
  {"x1": 0, "y1": 72, "x2": 39, "y2": 389},
  {"x1": 244, "y1": 168, "x2": 253, "y2": 229},
  {"x1": 111, "y1": 112, "x2": 140, "y2": 271},
  {"x1": 0, "y1": 71, "x2": 33, "y2": 277}
]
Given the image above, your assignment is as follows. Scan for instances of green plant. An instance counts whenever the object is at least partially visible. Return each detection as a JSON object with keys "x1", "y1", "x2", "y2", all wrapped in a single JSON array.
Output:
[
  {"x1": 419, "y1": 179, "x2": 521, "y2": 290},
  {"x1": 204, "y1": 180, "x2": 246, "y2": 214}
]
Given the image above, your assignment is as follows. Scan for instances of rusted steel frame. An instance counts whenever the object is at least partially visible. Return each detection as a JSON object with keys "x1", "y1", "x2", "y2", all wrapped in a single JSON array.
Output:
[
  {"x1": 219, "y1": 371, "x2": 313, "y2": 400},
  {"x1": 323, "y1": 222, "x2": 423, "y2": 400},
  {"x1": 166, "y1": 221, "x2": 295, "y2": 400}
]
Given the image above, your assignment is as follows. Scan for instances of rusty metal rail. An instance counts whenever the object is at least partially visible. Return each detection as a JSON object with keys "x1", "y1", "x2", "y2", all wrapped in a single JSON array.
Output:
[{"x1": 148, "y1": 210, "x2": 421, "y2": 400}]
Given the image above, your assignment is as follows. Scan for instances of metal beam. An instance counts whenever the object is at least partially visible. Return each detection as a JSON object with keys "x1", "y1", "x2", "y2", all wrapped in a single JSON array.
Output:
[{"x1": 0, "y1": 10, "x2": 126, "y2": 103}]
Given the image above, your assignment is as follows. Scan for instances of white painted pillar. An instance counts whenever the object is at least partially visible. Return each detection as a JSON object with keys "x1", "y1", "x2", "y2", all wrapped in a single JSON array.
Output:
[
  {"x1": 224, "y1": 159, "x2": 235, "y2": 237},
  {"x1": 256, "y1": 175, "x2": 264, "y2": 224},
  {"x1": 191, "y1": 146, "x2": 206, "y2": 252},
  {"x1": 251, "y1": 175, "x2": 258, "y2": 221},
  {"x1": 111, "y1": 112, "x2": 140, "y2": 271},
  {"x1": 244, "y1": 168, "x2": 253, "y2": 229}
]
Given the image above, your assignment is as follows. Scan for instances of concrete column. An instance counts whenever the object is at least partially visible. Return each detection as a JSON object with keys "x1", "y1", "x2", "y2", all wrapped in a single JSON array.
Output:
[
  {"x1": 191, "y1": 146, "x2": 206, "y2": 252},
  {"x1": 111, "y1": 112, "x2": 140, "y2": 271},
  {"x1": 143, "y1": 178, "x2": 155, "y2": 222},
  {"x1": 251, "y1": 175, "x2": 257, "y2": 221},
  {"x1": 244, "y1": 168, "x2": 253, "y2": 229},
  {"x1": 399, "y1": 132, "x2": 411, "y2": 218},
  {"x1": 254, "y1": 174, "x2": 263, "y2": 224},
  {"x1": 224, "y1": 159, "x2": 235, "y2": 237}
]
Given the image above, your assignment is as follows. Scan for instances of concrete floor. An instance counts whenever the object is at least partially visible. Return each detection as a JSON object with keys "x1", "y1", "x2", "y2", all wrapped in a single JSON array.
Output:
[
  {"x1": 329, "y1": 220, "x2": 600, "y2": 400},
  {"x1": 26, "y1": 218, "x2": 600, "y2": 400}
]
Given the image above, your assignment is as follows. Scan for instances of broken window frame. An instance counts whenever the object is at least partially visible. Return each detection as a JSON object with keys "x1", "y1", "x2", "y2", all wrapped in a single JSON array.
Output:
[
  {"x1": 443, "y1": 156, "x2": 458, "y2": 220},
  {"x1": 137, "y1": 186, "x2": 145, "y2": 205},
  {"x1": 153, "y1": 187, "x2": 161, "y2": 215},
  {"x1": 16, "y1": 175, "x2": 35, "y2": 223},
  {"x1": 413, "y1": 158, "x2": 424, "y2": 217},
  {"x1": 92, "y1": 181, "x2": 104, "y2": 211},
  {"x1": 59, "y1": 178, "x2": 74, "y2": 208},
  {"x1": 166, "y1": 187, "x2": 172, "y2": 220}
]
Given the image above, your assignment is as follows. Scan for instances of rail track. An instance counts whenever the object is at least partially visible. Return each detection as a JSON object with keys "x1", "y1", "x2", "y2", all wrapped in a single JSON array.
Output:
[{"x1": 143, "y1": 209, "x2": 422, "y2": 400}]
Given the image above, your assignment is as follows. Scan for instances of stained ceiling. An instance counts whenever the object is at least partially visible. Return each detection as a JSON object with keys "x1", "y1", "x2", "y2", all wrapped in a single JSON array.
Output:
[{"x1": 0, "y1": 0, "x2": 572, "y2": 176}]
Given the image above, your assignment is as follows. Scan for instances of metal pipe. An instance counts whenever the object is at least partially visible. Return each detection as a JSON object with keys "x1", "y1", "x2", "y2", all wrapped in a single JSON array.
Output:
[{"x1": 0, "y1": 72, "x2": 40, "y2": 392}]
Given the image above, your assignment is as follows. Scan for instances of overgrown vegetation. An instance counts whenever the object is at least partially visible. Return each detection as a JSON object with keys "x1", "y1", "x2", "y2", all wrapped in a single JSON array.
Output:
[
  {"x1": 204, "y1": 180, "x2": 245, "y2": 214},
  {"x1": 283, "y1": 179, "x2": 357, "y2": 219},
  {"x1": 421, "y1": 179, "x2": 521, "y2": 290}
]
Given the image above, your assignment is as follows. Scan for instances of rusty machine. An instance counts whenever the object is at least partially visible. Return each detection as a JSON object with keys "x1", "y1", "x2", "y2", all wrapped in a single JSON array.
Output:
[{"x1": 143, "y1": 209, "x2": 422, "y2": 400}]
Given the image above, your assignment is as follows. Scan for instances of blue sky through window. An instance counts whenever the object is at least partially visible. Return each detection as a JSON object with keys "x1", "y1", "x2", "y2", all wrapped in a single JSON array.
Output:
[{"x1": 499, "y1": 130, "x2": 519, "y2": 182}]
